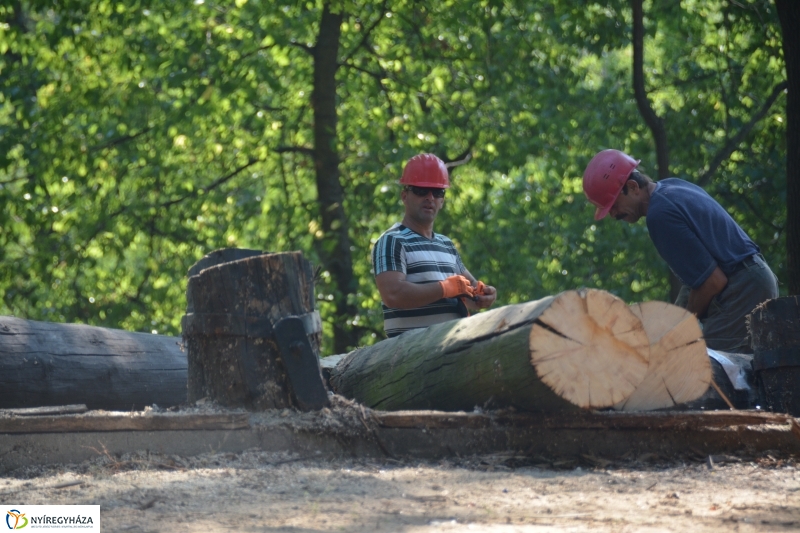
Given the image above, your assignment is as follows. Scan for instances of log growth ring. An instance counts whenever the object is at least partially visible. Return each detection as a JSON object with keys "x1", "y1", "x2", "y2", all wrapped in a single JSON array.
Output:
[
  {"x1": 616, "y1": 301, "x2": 709, "y2": 411},
  {"x1": 528, "y1": 289, "x2": 650, "y2": 409}
]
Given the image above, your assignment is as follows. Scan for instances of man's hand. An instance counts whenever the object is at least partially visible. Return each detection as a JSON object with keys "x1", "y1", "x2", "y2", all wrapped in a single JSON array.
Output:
[
  {"x1": 439, "y1": 275, "x2": 475, "y2": 299},
  {"x1": 687, "y1": 266, "x2": 728, "y2": 319},
  {"x1": 471, "y1": 281, "x2": 496, "y2": 309}
]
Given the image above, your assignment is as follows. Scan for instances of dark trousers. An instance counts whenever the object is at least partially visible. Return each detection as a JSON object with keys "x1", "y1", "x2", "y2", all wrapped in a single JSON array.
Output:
[{"x1": 675, "y1": 254, "x2": 778, "y2": 353}]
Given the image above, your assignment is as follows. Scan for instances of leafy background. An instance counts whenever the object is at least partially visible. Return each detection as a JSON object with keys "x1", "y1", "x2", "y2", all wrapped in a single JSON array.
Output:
[{"x1": 0, "y1": 0, "x2": 789, "y2": 354}]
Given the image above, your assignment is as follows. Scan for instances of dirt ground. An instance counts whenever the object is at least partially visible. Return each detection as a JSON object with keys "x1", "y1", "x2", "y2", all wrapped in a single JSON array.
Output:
[{"x1": 3, "y1": 447, "x2": 799, "y2": 532}]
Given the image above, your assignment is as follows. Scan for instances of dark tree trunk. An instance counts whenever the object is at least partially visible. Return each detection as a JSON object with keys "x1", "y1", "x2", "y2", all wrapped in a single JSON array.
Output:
[
  {"x1": 312, "y1": 3, "x2": 360, "y2": 353},
  {"x1": 631, "y1": 0, "x2": 682, "y2": 302},
  {"x1": 775, "y1": 0, "x2": 800, "y2": 295},
  {"x1": 182, "y1": 252, "x2": 322, "y2": 410},
  {"x1": 631, "y1": 0, "x2": 669, "y2": 180},
  {"x1": 0, "y1": 317, "x2": 187, "y2": 411}
]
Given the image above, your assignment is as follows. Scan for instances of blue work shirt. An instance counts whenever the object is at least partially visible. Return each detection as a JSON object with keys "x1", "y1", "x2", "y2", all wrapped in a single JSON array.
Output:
[{"x1": 646, "y1": 178, "x2": 759, "y2": 289}]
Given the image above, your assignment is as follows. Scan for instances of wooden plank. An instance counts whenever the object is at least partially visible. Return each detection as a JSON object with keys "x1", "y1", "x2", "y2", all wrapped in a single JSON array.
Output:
[
  {"x1": 0, "y1": 413, "x2": 250, "y2": 434},
  {"x1": 373, "y1": 410, "x2": 792, "y2": 431},
  {"x1": 1, "y1": 407, "x2": 786, "y2": 436},
  {"x1": 0, "y1": 404, "x2": 88, "y2": 417}
]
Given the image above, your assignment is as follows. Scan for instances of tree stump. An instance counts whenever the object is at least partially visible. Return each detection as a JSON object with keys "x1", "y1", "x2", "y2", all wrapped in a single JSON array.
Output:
[
  {"x1": 181, "y1": 251, "x2": 324, "y2": 410},
  {"x1": 749, "y1": 295, "x2": 800, "y2": 416},
  {"x1": 0, "y1": 317, "x2": 186, "y2": 410},
  {"x1": 330, "y1": 289, "x2": 651, "y2": 412}
]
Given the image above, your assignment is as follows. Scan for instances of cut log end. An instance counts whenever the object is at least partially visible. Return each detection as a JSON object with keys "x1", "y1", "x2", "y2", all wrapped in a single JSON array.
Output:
[
  {"x1": 529, "y1": 289, "x2": 650, "y2": 409},
  {"x1": 616, "y1": 301, "x2": 710, "y2": 411}
]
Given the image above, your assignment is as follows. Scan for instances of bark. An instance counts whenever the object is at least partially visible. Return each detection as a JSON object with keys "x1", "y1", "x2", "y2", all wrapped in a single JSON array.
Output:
[
  {"x1": 0, "y1": 317, "x2": 186, "y2": 410},
  {"x1": 312, "y1": 3, "x2": 360, "y2": 353},
  {"x1": 749, "y1": 295, "x2": 800, "y2": 415},
  {"x1": 615, "y1": 301, "x2": 710, "y2": 411},
  {"x1": 182, "y1": 252, "x2": 322, "y2": 410},
  {"x1": 330, "y1": 289, "x2": 651, "y2": 412},
  {"x1": 775, "y1": 0, "x2": 800, "y2": 295}
]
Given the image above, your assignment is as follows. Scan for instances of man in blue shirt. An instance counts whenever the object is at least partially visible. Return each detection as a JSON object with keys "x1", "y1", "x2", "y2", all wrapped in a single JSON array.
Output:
[{"x1": 582, "y1": 149, "x2": 778, "y2": 353}]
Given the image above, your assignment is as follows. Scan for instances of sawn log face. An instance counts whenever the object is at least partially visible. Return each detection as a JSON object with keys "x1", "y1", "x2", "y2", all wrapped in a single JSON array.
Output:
[{"x1": 615, "y1": 301, "x2": 710, "y2": 411}]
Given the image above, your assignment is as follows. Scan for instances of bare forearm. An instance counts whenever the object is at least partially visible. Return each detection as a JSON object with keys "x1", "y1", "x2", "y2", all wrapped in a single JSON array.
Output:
[
  {"x1": 377, "y1": 276, "x2": 443, "y2": 309},
  {"x1": 686, "y1": 267, "x2": 728, "y2": 318},
  {"x1": 380, "y1": 281, "x2": 444, "y2": 309}
]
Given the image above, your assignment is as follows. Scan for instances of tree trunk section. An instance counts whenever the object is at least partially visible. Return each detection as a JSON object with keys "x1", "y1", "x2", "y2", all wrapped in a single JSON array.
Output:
[
  {"x1": 615, "y1": 301, "x2": 710, "y2": 411},
  {"x1": 775, "y1": 0, "x2": 800, "y2": 295},
  {"x1": 749, "y1": 295, "x2": 800, "y2": 415},
  {"x1": 0, "y1": 317, "x2": 186, "y2": 410},
  {"x1": 330, "y1": 289, "x2": 650, "y2": 412},
  {"x1": 182, "y1": 252, "x2": 322, "y2": 410},
  {"x1": 312, "y1": 4, "x2": 360, "y2": 353}
]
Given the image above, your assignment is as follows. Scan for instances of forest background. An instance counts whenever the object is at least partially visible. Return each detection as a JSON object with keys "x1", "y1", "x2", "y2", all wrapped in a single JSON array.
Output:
[{"x1": 1, "y1": 0, "x2": 797, "y2": 355}]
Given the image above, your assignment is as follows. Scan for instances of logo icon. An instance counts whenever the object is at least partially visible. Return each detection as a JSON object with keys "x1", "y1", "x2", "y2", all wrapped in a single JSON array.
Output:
[{"x1": 5, "y1": 510, "x2": 28, "y2": 530}]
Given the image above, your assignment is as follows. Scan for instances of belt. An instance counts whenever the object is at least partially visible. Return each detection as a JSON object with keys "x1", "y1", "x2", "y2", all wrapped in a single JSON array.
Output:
[{"x1": 728, "y1": 254, "x2": 760, "y2": 276}]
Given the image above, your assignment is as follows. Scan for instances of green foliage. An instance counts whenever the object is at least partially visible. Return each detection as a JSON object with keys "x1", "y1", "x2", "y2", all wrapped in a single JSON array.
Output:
[{"x1": 0, "y1": 0, "x2": 787, "y2": 353}]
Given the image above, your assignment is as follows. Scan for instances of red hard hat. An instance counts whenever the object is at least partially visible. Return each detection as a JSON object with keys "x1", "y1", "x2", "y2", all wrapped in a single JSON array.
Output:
[
  {"x1": 582, "y1": 149, "x2": 640, "y2": 220},
  {"x1": 399, "y1": 154, "x2": 450, "y2": 188}
]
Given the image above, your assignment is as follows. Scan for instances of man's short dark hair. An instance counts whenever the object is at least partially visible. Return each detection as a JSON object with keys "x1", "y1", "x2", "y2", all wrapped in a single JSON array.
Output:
[{"x1": 621, "y1": 169, "x2": 652, "y2": 195}]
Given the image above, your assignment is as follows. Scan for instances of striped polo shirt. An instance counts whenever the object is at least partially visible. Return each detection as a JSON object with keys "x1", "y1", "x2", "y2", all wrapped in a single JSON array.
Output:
[{"x1": 372, "y1": 223, "x2": 467, "y2": 337}]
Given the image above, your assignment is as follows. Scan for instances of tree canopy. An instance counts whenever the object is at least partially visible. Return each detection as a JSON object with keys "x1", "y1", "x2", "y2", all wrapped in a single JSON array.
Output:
[{"x1": 0, "y1": 0, "x2": 789, "y2": 354}]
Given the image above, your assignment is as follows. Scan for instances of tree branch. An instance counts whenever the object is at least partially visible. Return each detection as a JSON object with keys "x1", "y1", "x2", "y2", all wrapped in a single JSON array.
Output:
[
  {"x1": 696, "y1": 80, "x2": 788, "y2": 187},
  {"x1": 715, "y1": 187, "x2": 783, "y2": 232},
  {"x1": 275, "y1": 146, "x2": 314, "y2": 156},
  {"x1": 90, "y1": 127, "x2": 153, "y2": 153},
  {"x1": 160, "y1": 158, "x2": 260, "y2": 208},
  {"x1": 340, "y1": 0, "x2": 389, "y2": 65},
  {"x1": 290, "y1": 40, "x2": 314, "y2": 55}
]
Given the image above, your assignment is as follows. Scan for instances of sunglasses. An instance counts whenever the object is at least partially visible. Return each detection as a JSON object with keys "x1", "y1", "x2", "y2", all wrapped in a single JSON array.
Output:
[{"x1": 406, "y1": 186, "x2": 446, "y2": 199}]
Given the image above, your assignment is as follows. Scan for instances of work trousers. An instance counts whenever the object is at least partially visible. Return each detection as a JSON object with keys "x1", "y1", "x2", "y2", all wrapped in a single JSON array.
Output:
[{"x1": 675, "y1": 254, "x2": 779, "y2": 353}]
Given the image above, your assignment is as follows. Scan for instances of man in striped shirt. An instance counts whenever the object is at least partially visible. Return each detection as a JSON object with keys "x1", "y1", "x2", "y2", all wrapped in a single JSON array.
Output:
[{"x1": 372, "y1": 154, "x2": 497, "y2": 338}]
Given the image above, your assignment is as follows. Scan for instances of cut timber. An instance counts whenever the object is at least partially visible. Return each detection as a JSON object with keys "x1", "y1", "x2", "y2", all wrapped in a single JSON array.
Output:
[
  {"x1": 0, "y1": 412, "x2": 249, "y2": 434},
  {"x1": 749, "y1": 295, "x2": 800, "y2": 415},
  {"x1": 0, "y1": 404, "x2": 88, "y2": 417},
  {"x1": 614, "y1": 301, "x2": 710, "y2": 411},
  {"x1": 0, "y1": 317, "x2": 186, "y2": 410},
  {"x1": 182, "y1": 251, "x2": 325, "y2": 410},
  {"x1": 528, "y1": 289, "x2": 650, "y2": 408},
  {"x1": 330, "y1": 289, "x2": 650, "y2": 412}
]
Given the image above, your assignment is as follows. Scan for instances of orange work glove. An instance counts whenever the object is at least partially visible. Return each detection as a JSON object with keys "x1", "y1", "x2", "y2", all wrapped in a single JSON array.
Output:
[
  {"x1": 439, "y1": 275, "x2": 474, "y2": 299},
  {"x1": 474, "y1": 281, "x2": 487, "y2": 296}
]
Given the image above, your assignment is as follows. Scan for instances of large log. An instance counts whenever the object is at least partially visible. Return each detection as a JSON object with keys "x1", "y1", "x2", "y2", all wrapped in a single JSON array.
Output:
[
  {"x1": 182, "y1": 251, "x2": 326, "y2": 410},
  {"x1": 614, "y1": 301, "x2": 710, "y2": 411},
  {"x1": 330, "y1": 289, "x2": 651, "y2": 412},
  {"x1": 0, "y1": 317, "x2": 186, "y2": 410}
]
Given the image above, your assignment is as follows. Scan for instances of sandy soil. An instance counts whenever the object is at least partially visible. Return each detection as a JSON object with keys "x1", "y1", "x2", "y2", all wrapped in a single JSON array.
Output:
[{"x1": 3, "y1": 448, "x2": 799, "y2": 532}]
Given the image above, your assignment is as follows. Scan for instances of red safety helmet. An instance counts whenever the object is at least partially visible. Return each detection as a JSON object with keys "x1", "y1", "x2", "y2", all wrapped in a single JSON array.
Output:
[
  {"x1": 399, "y1": 154, "x2": 450, "y2": 188},
  {"x1": 582, "y1": 149, "x2": 640, "y2": 220}
]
